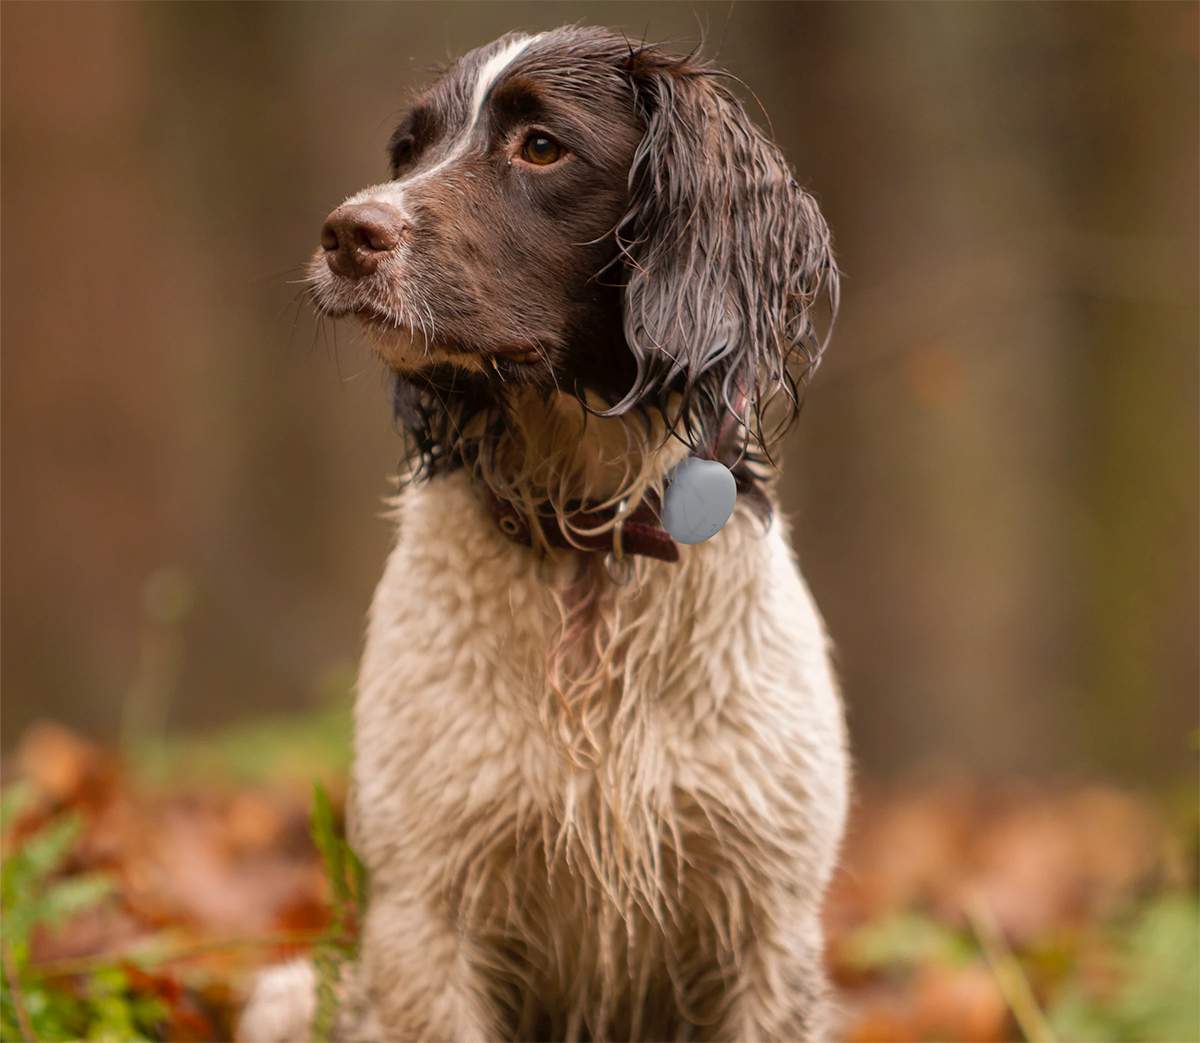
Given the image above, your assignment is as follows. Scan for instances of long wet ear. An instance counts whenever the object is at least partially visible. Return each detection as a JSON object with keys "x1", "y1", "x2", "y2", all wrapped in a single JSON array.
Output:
[{"x1": 610, "y1": 47, "x2": 839, "y2": 453}]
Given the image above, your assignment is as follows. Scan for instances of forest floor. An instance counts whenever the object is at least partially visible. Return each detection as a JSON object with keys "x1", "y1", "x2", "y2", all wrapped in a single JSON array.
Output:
[{"x1": 2, "y1": 705, "x2": 1197, "y2": 1043}]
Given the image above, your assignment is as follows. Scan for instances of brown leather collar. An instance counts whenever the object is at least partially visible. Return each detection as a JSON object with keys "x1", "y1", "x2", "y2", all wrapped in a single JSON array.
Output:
[{"x1": 484, "y1": 488, "x2": 680, "y2": 563}]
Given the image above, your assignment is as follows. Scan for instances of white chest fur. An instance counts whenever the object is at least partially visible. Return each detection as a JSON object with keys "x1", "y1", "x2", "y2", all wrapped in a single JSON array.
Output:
[{"x1": 353, "y1": 473, "x2": 847, "y2": 914}]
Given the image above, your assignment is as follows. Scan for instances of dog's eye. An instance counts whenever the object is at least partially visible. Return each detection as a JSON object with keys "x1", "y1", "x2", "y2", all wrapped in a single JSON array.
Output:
[
  {"x1": 520, "y1": 135, "x2": 563, "y2": 166},
  {"x1": 391, "y1": 135, "x2": 416, "y2": 170}
]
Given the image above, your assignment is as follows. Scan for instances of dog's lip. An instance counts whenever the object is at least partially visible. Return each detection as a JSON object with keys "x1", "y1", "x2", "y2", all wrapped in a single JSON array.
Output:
[
  {"x1": 490, "y1": 343, "x2": 542, "y2": 364},
  {"x1": 347, "y1": 303, "x2": 401, "y2": 328}
]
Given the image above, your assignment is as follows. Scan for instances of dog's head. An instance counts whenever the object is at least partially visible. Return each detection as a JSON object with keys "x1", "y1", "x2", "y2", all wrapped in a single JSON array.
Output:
[{"x1": 310, "y1": 26, "x2": 837, "y2": 503}]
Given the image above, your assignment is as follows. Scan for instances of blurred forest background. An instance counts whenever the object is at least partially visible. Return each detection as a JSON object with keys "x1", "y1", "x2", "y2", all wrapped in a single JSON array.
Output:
[
  {"x1": 3, "y1": 0, "x2": 1196, "y2": 782},
  {"x1": 2, "y1": 5, "x2": 1197, "y2": 1041}
]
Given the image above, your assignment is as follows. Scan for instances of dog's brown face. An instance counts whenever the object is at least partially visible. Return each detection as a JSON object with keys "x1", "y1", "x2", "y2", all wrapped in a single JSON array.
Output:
[
  {"x1": 311, "y1": 31, "x2": 644, "y2": 395},
  {"x1": 309, "y1": 26, "x2": 838, "y2": 476}
]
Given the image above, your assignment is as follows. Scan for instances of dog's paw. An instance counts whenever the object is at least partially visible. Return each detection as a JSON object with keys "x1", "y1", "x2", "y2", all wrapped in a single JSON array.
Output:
[{"x1": 236, "y1": 958, "x2": 317, "y2": 1043}]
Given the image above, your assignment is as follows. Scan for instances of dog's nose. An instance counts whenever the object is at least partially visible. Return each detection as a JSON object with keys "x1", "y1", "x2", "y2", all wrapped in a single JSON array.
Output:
[{"x1": 321, "y1": 202, "x2": 406, "y2": 280}]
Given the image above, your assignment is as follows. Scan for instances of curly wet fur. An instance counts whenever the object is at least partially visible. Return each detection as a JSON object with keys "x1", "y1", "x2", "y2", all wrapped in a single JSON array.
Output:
[
  {"x1": 610, "y1": 45, "x2": 838, "y2": 449},
  {"x1": 238, "y1": 26, "x2": 848, "y2": 1043}
]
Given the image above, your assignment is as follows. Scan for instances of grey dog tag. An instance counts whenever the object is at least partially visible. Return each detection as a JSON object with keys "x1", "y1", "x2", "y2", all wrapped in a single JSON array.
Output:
[{"x1": 661, "y1": 457, "x2": 737, "y2": 545}]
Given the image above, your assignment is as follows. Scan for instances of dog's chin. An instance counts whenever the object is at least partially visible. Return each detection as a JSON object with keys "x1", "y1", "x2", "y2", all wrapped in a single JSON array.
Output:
[
  {"x1": 349, "y1": 312, "x2": 554, "y2": 384},
  {"x1": 352, "y1": 314, "x2": 487, "y2": 374}
]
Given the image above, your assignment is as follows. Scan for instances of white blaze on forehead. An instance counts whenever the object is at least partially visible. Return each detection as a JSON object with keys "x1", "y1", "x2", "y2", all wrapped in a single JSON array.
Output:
[
  {"x1": 470, "y1": 33, "x2": 542, "y2": 121},
  {"x1": 341, "y1": 34, "x2": 544, "y2": 215}
]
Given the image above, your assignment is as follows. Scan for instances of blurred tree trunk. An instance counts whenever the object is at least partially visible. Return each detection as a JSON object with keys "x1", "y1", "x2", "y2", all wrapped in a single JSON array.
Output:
[
  {"x1": 756, "y1": 3, "x2": 1080, "y2": 777},
  {"x1": 751, "y1": 2, "x2": 1196, "y2": 780},
  {"x1": 1065, "y1": 4, "x2": 1199, "y2": 779}
]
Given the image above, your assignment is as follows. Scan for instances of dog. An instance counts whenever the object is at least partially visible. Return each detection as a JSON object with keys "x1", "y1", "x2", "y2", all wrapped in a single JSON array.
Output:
[{"x1": 239, "y1": 25, "x2": 848, "y2": 1043}]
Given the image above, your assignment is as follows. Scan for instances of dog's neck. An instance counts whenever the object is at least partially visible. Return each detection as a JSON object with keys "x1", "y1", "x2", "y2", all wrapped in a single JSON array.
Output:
[
  {"x1": 488, "y1": 389, "x2": 689, "y2": 508},
  {"x1": 396, "y1": 375, "x2": 775, "y2": 541},
  {"x1": 395, "y1": 376, "x2": 684, "y2": 506}
]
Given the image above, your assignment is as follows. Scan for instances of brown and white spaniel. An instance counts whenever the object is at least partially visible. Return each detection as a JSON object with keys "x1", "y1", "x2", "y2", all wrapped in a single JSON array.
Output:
[{"x1": 240, "y1": 25, "x2": 847, "y2": 1043}]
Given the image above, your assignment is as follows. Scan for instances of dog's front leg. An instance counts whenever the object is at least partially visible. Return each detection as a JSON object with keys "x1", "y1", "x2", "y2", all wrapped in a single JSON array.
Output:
[
  {"x1": 346, "y1": 892, "x2": 498, "y2": 1043},
  {"x1": 715, "y1": 908, "x2": 833, "y2": 1043}
]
